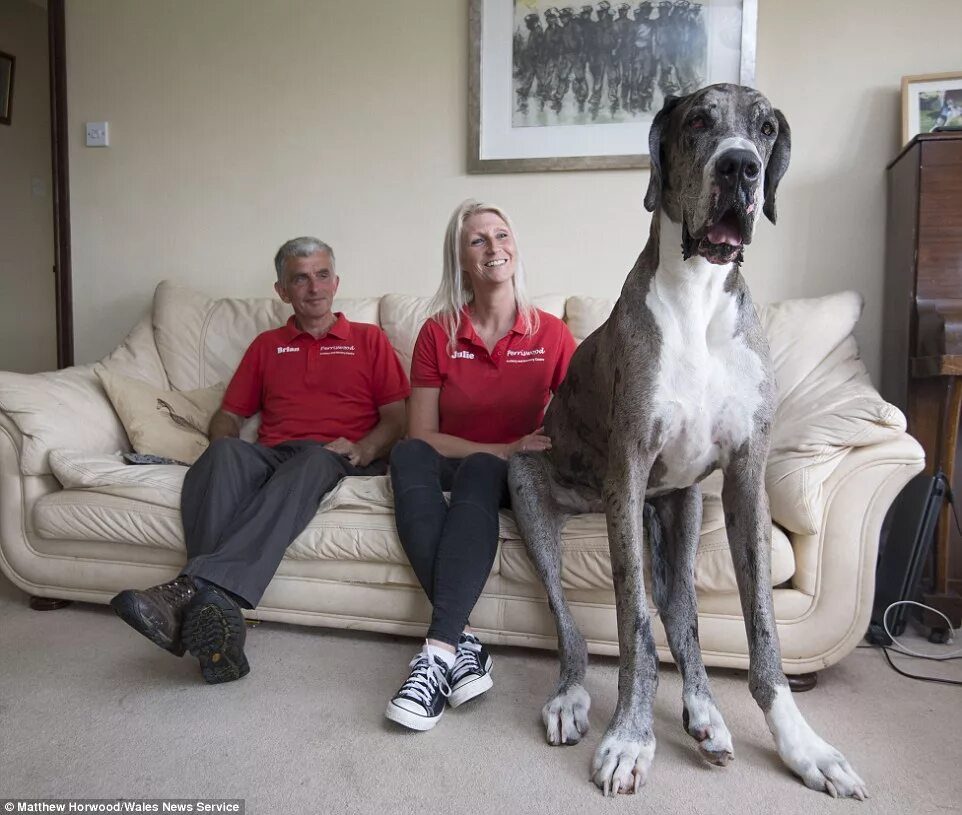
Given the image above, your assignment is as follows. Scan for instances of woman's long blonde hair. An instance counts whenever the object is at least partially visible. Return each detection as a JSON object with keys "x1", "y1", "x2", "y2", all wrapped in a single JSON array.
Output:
[{"x1": 431, "y1": 199, "x2": 540, "y2": 352}]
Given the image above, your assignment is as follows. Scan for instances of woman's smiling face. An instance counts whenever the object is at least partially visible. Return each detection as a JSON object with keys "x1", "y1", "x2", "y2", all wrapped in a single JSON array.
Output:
[{"x1": 460, "y1": 211, "x2": 517, "y2": 290}]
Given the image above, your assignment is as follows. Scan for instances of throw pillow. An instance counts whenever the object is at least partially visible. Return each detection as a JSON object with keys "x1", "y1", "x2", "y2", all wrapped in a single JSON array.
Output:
[{"x1": 95, "y1": 370, "x2": 226, "y2": 464}]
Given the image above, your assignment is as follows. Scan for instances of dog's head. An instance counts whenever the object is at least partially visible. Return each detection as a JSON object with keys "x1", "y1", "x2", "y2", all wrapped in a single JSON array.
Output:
[{"x1": 644, "y1": 83, "x2": 791, "y2": 265}]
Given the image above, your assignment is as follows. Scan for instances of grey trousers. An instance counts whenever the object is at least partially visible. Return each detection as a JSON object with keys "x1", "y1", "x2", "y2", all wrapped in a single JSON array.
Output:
[{"x1": 180, "y1": 437, "x2": 385, "y2": 608}]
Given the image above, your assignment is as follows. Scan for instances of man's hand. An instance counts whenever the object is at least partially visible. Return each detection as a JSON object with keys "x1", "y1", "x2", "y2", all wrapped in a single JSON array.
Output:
[{"x1": 325, "y1": 437, "x2": 372, "y2": 467}]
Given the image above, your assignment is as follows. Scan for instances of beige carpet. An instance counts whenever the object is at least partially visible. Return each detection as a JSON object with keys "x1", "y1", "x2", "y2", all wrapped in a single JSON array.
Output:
[{"x1": 1, "y1": 575, "x2": 960, "y2": 814}]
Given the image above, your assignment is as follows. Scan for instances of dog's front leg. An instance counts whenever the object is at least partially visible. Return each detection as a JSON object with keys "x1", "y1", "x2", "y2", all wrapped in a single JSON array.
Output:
[
  {"x1": 590, "y1": 447, "x2": 658, "y2": 796},
  {"x1": 723, "y1": 445, "x2": 868, "y2": 801}
]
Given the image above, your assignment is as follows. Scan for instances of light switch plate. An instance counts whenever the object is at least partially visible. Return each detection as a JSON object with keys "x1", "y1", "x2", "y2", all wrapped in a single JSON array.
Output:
[{"x1": 85, "y1": 122, "x2": 109, "y2": 147}]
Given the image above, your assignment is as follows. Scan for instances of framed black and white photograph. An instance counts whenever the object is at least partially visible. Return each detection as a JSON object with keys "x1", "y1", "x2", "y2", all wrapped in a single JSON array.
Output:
[
  {"x1": 901, "y1": 71, "x2": 962, "y2": 145},
  {"x1": 468, "y1": 0, "x2": 757, "y2": 173},
  {"x1": 0, "y1": 50, "x2": 14, "y2": 127}
]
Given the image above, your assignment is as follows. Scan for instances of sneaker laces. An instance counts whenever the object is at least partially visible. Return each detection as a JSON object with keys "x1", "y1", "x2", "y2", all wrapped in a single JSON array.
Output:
[
  {"x1": 452, "y1": 636, "x2": 483, "y2": 684},
  {"x1": 398, "y1": 652, "x2": 451, "y2": 708}
]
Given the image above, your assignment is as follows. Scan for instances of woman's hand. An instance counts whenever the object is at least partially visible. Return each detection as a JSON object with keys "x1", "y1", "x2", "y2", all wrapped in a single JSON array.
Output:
[{"x1": 505, "y1": 427, "x2": 552, "y2": 458}]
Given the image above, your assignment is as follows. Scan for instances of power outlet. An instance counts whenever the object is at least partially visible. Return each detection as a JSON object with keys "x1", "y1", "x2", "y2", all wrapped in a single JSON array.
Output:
[{"x1": 85, "y1": 122, "x2": 109, "y2": 147}]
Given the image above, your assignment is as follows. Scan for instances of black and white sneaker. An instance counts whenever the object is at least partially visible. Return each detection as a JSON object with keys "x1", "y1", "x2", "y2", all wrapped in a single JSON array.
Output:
[
  {"x1": 385, "y1": 649, "x2": 452, "y2": 731},
  {"x1": 449, "y1": 632, "x2": 493, "y2": 708}
]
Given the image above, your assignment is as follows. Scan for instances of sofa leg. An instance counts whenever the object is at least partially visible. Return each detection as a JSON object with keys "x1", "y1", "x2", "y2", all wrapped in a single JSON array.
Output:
[
  {"x1": 29, "y1": 596, "x2": 72, "y2": 611},
  {"x1": 787, "y1": 672, "x2": 818, "y2": 692}
]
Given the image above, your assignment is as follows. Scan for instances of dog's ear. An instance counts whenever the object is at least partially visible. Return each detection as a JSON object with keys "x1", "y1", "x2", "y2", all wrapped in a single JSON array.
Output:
[
  {"x1": 644, "y1": 95, "x2": 681, "y2": 213},
  {"x1": 762, "y1": 108, "x2": 791, "y2": 224}
]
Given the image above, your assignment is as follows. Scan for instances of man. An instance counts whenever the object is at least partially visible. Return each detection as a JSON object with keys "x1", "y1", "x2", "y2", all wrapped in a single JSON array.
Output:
[
  {"x1": 516, "y1": 12, "x2": 546, "y2": 114},
  {"x1": 110, "y1": 237, "x2": 410, "y2": 684}
]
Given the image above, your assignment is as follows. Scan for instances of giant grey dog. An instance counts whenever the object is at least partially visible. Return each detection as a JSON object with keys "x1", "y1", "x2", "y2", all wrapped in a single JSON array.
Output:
[{"x1": 507, "y1": 84, "x2": 867, "y2": 799}]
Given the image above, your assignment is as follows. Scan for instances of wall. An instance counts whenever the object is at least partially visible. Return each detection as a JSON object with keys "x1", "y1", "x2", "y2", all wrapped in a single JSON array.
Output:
[
  {"x1": 0, "y1": 0, "x2": 56, "y2": 373},
  {"x1": 64, "y1": 0, "x2": 962, "y2": 382}
]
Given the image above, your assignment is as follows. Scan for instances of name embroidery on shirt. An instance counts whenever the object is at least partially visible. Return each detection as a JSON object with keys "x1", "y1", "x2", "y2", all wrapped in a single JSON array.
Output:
[
  {"x1": 276, "y1": 346, "x2": 301, "y2": 354},
  {"x1": 318, "y1": 345, "x2": 356, "y2": 356},
  {"x1": 451, "y1": 350, "x2": 475, "y2": 360},
  {"x1": 506, "y1": 347, "x2": 546, "y2": 363}
]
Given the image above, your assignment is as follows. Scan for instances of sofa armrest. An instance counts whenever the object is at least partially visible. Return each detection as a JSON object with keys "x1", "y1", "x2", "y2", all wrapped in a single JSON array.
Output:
[
  {"x1": 0, "y1": 364, "x2": 129, "y2": 477},
  {"x1": 0, "y1": 412, "x2": 64, "y2": 594},
  {"x1": 775, "y1": 433, "x2": 924, "y2": 667}
]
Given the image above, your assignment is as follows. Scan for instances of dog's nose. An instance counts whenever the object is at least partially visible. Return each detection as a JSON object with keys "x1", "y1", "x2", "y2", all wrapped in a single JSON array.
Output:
[{"x1": 716, "y1": 149, "x2": 761, "y2": 186}]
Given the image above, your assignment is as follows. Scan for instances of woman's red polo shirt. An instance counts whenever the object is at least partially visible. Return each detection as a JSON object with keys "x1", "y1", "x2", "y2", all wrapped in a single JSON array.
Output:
[{"x1": 410, "y1": 308, "x2": 576, "y2": 444}]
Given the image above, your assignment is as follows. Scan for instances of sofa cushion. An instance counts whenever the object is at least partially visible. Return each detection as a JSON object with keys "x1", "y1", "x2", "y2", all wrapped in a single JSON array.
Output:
[
  {"x1": 759, "y1": 292, "x2": 907, "y2": 534},
  {"x1": 39, "y1": 453, "x2": 792, "y2": 593},
  {"x1": 379, "y1": 294, "x2": 568, "y2": 376},
  {"x1": 152, "y1": 281, "x2": 383, "y2": 391},
  {"x1": 0, "y1": 365, "x2": 130, "y2": 476},
  {"x1": 95, "y1": 372, "x2": 226, "y2": 465},
  {"x1": 561, "y1": 291, "x2": 906, "y2": 535}
]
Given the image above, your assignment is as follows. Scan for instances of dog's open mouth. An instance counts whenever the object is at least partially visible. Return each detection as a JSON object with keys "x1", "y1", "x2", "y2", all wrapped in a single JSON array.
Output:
[{"x1": 683, "y1": 208, "x2": 750, "y2": 266}]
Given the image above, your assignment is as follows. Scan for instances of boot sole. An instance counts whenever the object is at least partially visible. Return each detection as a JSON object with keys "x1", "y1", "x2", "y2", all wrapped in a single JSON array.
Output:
[
  {"x1": 181, "y1": 595, "x2": 250, "y2": 684},
  {"x1": 110, "y1": 591, "x2": 185, "y2": 656}
]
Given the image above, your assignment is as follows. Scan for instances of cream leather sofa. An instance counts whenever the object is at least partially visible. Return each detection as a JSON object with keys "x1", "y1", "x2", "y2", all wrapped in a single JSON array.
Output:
[{"x1": 0, "y1": 282, "x2": 924, "y2": 677}]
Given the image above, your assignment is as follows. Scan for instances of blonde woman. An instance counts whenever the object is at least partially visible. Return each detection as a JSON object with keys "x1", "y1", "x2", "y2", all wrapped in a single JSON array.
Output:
[{"x1": 385, "y1": 200, "x2": 576, "y2": 731}]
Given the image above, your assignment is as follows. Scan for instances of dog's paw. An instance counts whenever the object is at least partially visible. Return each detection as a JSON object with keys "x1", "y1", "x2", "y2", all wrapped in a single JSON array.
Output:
[
  {"x1": 683, "y1": 694, "x2": 734, "y2": 766},
  {"x1": 590, "y1": 732, "x2": 656, "y2": 796},
  {"x1": 766, "y1": 686, "x2": 868, "y2": 800},
  {"x1": 542, "y1": 684, "x2": 590, "y2": 746}
]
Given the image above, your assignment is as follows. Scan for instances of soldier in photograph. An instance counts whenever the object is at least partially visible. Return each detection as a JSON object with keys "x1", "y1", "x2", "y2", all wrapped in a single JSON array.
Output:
[
  {"x1": 588, "y1": 0, "x2": 618, "y2": 117},
  {"x1": 613, "y1": 3, "x2": 635, "y2": 113},
  {"x1": 515, "y1": 12, "x2": 546, "y2": 114},
  {"x1": 552, "y1": 7, "x2": 583, "y2": 114},
  {"x1": 630, "y1": 1, "x2": 657, "y2": 112},
  {"x1": 542, "y1": 8, "x2": 565, "y2": 112}
]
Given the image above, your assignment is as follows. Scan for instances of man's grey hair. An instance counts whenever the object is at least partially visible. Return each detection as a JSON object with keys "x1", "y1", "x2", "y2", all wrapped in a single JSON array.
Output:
[{"x1": 274, "y1": 237, "x2": 336, "y2": 281}]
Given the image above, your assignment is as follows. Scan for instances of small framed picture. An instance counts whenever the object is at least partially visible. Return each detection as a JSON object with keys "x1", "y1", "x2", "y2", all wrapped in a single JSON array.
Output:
[
  {"x1": 901, "y1": 70, "x2": 962, "y2": 145},
  {"x1": 468, "y1": 0, "x2": 758, "y2": 173},
  {"x1": 0, "y1": 50, "x2": 14, "y2": 126}
]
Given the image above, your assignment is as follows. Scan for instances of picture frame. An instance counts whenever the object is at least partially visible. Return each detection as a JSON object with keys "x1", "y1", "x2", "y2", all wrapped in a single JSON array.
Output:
[
  {"x1": 901, "y1": 70, "x2": 962, "y2": 146},
  {"x1": 468, "y1": 0, "x2": 757, "y2": 173},
  {"x1": 0, "y1": 50, "x2": 14, "y2": 127}
]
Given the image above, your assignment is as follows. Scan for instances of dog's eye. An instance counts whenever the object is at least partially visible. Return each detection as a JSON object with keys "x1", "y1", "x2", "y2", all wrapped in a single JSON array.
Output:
[
  {"x1": 761, "y1": 121, "x2": 776, "y2": 137},
  {"x1": 689, "y1": 115, "x2": 707, "y2": 130}
]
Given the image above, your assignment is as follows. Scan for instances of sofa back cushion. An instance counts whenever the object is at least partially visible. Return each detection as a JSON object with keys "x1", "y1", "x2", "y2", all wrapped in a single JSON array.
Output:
[{"x1": 153, "y1": 281, "x2": 381, "y2": 391}]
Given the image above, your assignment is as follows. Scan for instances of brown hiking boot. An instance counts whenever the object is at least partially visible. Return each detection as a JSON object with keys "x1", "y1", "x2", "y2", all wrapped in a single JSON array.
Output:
[{"x1": 110, "y1": 575, "x2": 198, "y2": 656}]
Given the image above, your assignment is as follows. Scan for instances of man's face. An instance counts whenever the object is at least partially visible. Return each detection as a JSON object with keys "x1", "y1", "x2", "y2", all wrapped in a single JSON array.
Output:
[{"x1": 275, "y1": 251, "x2": 339, "y2": 324}]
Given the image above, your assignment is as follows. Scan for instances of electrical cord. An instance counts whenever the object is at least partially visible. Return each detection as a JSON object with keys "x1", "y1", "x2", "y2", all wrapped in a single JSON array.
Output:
[
  {"x1": 883, "y1": 600, "x2": 962, "y2": 660},
  {"x1": 859, "y1": 600, "x2": 962, "y2": 686},
  {"x1": 858, "y1": 479, "x2": 962, "y2": 685},
  {"x1": 880, "y1": 648, "x2": 962, "y2": 687}
]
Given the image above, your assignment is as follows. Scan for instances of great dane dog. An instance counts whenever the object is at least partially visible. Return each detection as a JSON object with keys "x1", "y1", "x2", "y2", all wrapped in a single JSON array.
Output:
[{"x1": 507, "y1": 84, "x2": 867, "y2": 799}]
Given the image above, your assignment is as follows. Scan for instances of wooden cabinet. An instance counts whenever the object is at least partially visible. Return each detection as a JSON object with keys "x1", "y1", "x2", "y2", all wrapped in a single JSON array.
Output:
[{"x1": 882, "y1": 132, "x2": 962, "y2": 627}]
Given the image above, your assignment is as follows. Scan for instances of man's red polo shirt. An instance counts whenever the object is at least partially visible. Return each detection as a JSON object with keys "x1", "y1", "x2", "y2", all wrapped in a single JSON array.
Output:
[
  {"x1": 411, "y1": 308, "x2": 576, "y2": 444},
  {"x1": 222, "y1": 313, "x2": 410, "y2": 447}
]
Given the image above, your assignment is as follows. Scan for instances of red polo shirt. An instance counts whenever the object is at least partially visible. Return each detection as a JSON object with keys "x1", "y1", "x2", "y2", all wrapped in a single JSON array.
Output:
[
  {"x1": 411, "y1": 308, "x2": 576, "y2": 444},
  {"x1": 222, "y1": 313, "x2": 410, "y2": 447}
]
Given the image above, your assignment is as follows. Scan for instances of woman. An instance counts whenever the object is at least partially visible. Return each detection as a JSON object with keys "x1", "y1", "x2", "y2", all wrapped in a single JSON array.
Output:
[{"x1": 385, "y1": 199, "x2": 576, "y2": 731}]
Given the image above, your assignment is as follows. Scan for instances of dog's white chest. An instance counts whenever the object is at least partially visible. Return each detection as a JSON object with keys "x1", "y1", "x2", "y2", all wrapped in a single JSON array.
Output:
[{"x1": 645, "y1": 268, "x2": 764, "y2": 495}]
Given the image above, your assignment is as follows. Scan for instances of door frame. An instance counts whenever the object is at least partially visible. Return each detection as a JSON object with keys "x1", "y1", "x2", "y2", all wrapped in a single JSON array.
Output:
[{"x1": 48, "y1": 0, "x2": 72, "y2": 368}]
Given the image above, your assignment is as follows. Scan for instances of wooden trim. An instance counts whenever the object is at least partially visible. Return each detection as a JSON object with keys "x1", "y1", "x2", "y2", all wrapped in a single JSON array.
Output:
[
  {"x1": 48, "y1": 0, "x2": 73, "y2": 368},
  {"x1": 0, "y1": 49, "x2": 15, "y2": 126},
  {"x1": 911, "y1": 355, "x2": 962, "y2": 378}
]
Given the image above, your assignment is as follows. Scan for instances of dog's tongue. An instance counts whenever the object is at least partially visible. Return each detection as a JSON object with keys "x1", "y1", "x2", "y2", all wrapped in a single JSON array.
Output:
[{"x1": 706, "y1": 220, "x2": 742, "y2": 246}]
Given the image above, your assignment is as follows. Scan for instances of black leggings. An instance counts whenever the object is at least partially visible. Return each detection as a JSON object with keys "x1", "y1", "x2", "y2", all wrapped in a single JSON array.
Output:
[{"x1": 390, "y1": 438, "x2": 508, "y2": 646}]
